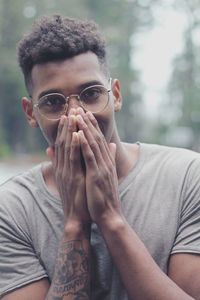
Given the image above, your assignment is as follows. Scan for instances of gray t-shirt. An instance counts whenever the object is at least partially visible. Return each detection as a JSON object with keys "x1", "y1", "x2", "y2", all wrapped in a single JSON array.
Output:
[{"x1": 1, "y1": 143, "x2": 200, "y2": 299}]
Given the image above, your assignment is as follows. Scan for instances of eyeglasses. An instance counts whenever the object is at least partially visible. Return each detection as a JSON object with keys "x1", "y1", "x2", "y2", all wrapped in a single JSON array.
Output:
[{"x1": 34, "y1": 79, "x2": 112, "y2": 120}]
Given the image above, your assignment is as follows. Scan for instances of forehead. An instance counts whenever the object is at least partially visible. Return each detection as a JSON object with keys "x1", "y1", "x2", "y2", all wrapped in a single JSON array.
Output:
[{"x1": 31, "y1": 52, "x2": 107, "y2": 98}]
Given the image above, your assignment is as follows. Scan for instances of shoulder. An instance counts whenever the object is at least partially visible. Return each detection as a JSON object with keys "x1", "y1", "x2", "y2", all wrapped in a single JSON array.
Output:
[
  {"x1": 134, "y1": 143, "x2": 200, "y2": 193},
  {"x1": 139, "y1": 142, "x2": 200, "y2": 167},
  {"x1": 0, "y1": 164, "x2": 50, "y2": 297},
  {"x1": 0, "y1": 163, "x2": 42, "y2": 195},
  {"x1": 0, "y1": 164, "x2": 43, "y2": 220}
]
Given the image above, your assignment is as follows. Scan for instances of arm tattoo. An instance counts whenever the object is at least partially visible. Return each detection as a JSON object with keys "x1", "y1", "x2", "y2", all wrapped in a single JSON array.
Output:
[{"x1": 49, "y1": 240, "x2": 90, "y2": 300}]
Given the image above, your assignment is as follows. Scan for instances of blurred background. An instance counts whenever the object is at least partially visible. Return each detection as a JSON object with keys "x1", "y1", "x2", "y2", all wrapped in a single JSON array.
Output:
[{"x1": 0, "y1": 0, "x2": 200, "y2": 182}]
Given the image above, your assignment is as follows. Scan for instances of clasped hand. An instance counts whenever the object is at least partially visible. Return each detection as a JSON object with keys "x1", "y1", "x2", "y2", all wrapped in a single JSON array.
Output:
[{"x1": 47, "y1": 108, "x2": 122, "y2": 227}]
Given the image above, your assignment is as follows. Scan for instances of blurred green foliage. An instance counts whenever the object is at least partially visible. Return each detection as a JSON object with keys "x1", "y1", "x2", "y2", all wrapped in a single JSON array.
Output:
[
  {"x1": 0, "y1": 0, "x2": 200, "y2": 157},
  {"x1": 157, "y1": 0, "x2": 200, "y2": 151},
  {"x1": 0, "y1": 0, "x2": 159, "y2": 156}
]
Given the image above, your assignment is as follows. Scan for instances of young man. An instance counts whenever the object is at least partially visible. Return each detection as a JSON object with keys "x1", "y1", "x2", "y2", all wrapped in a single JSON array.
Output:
[{"x1": 0, "y1": 14, "x2": 200, "y2": 300}]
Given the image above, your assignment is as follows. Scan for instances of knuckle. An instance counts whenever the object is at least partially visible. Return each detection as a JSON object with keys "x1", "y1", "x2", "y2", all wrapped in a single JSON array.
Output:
[
  {"x1": 68, "y1": 177, "x2": 73, "y2": 186},
  {"x1": 95, "y1": 131, "x2": 105, "y2": 146},
  {"x1": 55, "y1": 139, "x2": 64, "y2": 148},
  {"x1": 101, "y1": 168, "x2": 108, "y2": 179},
  {"x1": 86, "y1": 152, "x2": 94, "y2": 162},
  {"x1": 95, "y1": 134, "x2": 102, "y2": 144},
  {"x1": 90, "y1": 141, "x2": 97, "y2": 151},
  {"x1": 100, "y1": 165, "x2": 112, "y2": 180},
  {"x1": 64, "y1": 144, "x2": 70, "y2": 153},
  {"x1": 92, "y1": 117, "x2": 98, "y2": 126},
  {"x1": 56, "y1": 170, "x2": 62, "y2": 180},
  {"x1": 58, "y1": 122, "x2": 64, "y2": 134},
  {"x1": 89, "y1": 171, "x2": 99, "y2": 183},
  {"x1": 54, "y1": 141, "x2": 59, "y2": 148},
  {"x1": 69, "y1": 155, "x2": 76, "y2": 164},
  {"x1": 107, "y1": 162, "x2": 113, "y2": 173}
]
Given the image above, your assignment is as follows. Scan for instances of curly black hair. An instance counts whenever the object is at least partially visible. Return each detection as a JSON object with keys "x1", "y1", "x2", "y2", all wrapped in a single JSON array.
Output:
[{"x1": 17, "y1": 15, "x2": 108, "y2": 94}]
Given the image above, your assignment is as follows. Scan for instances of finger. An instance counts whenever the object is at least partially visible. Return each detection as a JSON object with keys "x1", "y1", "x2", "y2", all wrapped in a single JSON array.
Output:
[
  {"x1": 78, "y1": 130, "x2": 98, "y2": 170},
  {"x1": 78, "y1": 112, "x2": 103, "y2": 144},
  {"x1": 77, "y1": 113, "x2": 114, "y2": 166},
  {"x1": 46, "y1": 146, "x2": 55, "y2": 166},
  {"x1": 69, "y1": 108, "x2": 76, "y2": 116},
  {"x1": 108, "y1": 143, "x2": 117, "y2": 164},
  {"x1": 64, "y1": 114, "x2": 77, "y2": 169},
  {"x1": 77, "y1": 109, "x2": 101, "y2": 136},
  {"x1": 54, "y1": 116, "x2": 66, "y2": 170},
  {"x1": 86, "y1": 111, "x2": 100, "y2": 130},
  {"x1": 108, "y1": 143, "x2": 116, "y2": 159},
  {"x1": 87, "y1": 113, "x2": 116, "y2": 164},
  {"x1": 46, "y1": 146, "x2": 54, "y2": 159},
  {"x1": 70, "y1": 132, "x2": 82, "y2": 176},
  {"x1": 76, "y1": 107, "x2": 85, "y2": 117},
  {"x1": 76, "y1": 108, "x2": 97, "y2": 127},
  {"x1": 76, "y1": 114, "x2": 105, "y2": 166}
]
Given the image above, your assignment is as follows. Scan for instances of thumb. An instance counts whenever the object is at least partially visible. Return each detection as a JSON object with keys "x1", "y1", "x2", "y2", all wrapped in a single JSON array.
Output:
[
  {"x1": 108, "y1": 143, "x2": 117, "y2": 161},
  {"x1": 46, "y1": 146, "x2": 55, "y2": 161}
]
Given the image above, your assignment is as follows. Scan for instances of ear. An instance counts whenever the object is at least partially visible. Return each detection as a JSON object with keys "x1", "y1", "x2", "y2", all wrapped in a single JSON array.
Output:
[
  {"x1": 21, "y1": 97, "x2": 39, "y2": 128},
  {"x1": 111, "y1": 79, "x2": 122, "y2": 112}
]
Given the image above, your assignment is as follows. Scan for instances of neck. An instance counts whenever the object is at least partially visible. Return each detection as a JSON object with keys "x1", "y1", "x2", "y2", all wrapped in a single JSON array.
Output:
[{"x1": 110, "y1": 131, "x2": 139, "y2": 181}]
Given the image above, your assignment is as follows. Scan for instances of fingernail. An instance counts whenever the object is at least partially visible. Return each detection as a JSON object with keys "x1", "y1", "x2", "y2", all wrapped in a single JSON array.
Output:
[
  {"x1": 78, "y1": 130, "x2": 84, "y2": 138},
  {"x1": 77, "y1": 114, "x2": 85, "y2": 125},
  {"x1": 69, "y1": 115, "x2": 76, "y2": 126},
  {"x1": 77, "y1": 107, "x2": 84, "y2": 115},
  {"x1": 72, "y1": 115, "x2": 76, "y2": 122},
  {"x1": 72, "y1": 131, "x2": 79, "y2": 141}
]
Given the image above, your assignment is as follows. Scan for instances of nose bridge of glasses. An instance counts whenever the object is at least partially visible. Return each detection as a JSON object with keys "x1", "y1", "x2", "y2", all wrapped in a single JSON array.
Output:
[{"x1": 66, "y1": 94, "x2": 81, "y2": 109}]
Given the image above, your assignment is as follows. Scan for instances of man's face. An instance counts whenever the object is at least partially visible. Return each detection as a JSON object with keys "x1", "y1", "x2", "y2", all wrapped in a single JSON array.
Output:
[{"x1": 22, "y1": 52, "x2": 122, "y2": 145}]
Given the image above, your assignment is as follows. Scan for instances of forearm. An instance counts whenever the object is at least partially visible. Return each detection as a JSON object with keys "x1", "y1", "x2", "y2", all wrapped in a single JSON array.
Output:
[
  {"x1": 99, "y1": 216, "x2": 194, "y2": 300},
  {"x1": 46, "y1": 222, "x2": 91, "y2": 300}
]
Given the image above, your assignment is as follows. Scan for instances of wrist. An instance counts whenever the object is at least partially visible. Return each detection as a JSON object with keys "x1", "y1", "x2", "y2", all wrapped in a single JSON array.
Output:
[
  {"x1": 64, "y1": 220, "x2": 91, "y2": 240},
  {"x1": 97, "y1": 213, "x2": 127, "y2": 235},
  {"x1": 97, "y1": 215, "x2": 134, "y2": 252}
]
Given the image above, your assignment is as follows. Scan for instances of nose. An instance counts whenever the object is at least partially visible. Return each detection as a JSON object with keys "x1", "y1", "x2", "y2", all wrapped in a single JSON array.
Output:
[{"x1": 66, "y1": 94, "x2": 81, "y2": 113}]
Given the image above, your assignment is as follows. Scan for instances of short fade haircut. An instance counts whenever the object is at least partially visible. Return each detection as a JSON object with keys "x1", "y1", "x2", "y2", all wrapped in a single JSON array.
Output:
[{"x1": 17, "y1": 15, "x2": 109, "y2": 95}]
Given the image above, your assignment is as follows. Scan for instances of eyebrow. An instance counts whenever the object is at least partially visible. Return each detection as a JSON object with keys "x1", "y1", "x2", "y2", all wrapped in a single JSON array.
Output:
[
  {"x1": 38, "y1": 89, "x2": 62, "y2": 99},
  {"x1": 37, "y1": 80, "x2": 105, "y2": 100}
]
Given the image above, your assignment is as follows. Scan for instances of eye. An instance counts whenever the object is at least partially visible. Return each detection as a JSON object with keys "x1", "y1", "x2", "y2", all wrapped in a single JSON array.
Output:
[
  {"x1": 38, "y1": 94, "x2": 67, "y2": 115},
  {"x1": 81, "y1": 86, "x2": 105, "y2": 103},
  {"x1": 40, "y1": 94, "x2": 66, "y2": 107},
  {"x1": 38, "y1": 94, "x2": 66, "y2": 110}
]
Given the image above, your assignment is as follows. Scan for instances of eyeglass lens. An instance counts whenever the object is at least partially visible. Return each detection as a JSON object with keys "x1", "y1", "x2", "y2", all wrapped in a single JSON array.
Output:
[{"x1": 38, "y1": 85, "x2": 109, "y2": 119}]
